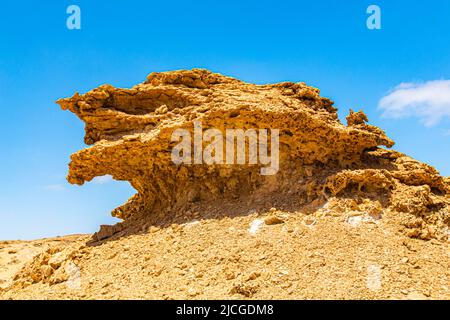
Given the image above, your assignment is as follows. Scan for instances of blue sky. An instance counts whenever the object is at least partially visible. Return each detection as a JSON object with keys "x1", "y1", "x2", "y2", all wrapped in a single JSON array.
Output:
[{"x1": 1, "y1": 0, "x2": 449, "y2": 240}]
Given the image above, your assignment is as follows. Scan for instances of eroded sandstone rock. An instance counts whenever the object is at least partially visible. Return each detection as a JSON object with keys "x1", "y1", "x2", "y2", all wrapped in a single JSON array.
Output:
[{"x1": 56, "y1": 69, "x2": 449, "y2": 241}]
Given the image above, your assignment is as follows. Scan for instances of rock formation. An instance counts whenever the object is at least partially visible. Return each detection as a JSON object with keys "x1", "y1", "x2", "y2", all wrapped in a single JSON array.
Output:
[
  {"x1": 2, "y1": 69, "x2": 449, "y2": 300},
  {"x1": 56, "y1": 69, "x2": 450, "y2": 241}
]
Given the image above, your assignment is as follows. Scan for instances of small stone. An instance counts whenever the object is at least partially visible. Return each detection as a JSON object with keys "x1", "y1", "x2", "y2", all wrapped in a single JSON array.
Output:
[
  {"x1": 264, "y1": 215, "x2": 285, "y2": 225},
  {"x1": 303, "y1": 216, "x2": 317, "y2": 227},
  {"x1": 50, "y1": 267, "x2": 69, "y2": 284},
  {"x1": 49, "y1": 251, "x2": 68, "y2": 269},
  {"x1": 247, "y1": 272, "x2": 261, "y2": 281},
  {"x1": 107, "y1": 252, "x2": 118, "y2": 260},
  {"x1": 40, "y1": 265, "x2": 54, "y2": 278},
  {"x1": 406, "y1": 292, "x2": 427, "y2": 300},
  {"x1": 225, "y1": 272, "x2": 236, "y2": 280},
  {"x1": 149, "y1": 226, "x2": 159, "y2": 233}
]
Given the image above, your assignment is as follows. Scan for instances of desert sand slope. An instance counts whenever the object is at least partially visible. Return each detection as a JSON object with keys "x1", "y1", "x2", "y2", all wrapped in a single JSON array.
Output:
[
  {"x1": 0, "y1": 236, "x2": 85, "y2": 291},
  {"x1": 0, "y1": 208, "x2": 449, "y2": 300}
]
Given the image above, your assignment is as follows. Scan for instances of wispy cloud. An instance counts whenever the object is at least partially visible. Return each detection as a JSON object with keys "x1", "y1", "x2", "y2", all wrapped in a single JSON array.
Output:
[
  {"x1": 92, "y1": 175, "x2": 114, "y2": 184},
  {"x1": 378, "y1": 80, "x2": 450, "y2": 126},
  {"x1": 42, "y1": 175, "x2": 114, "y2": 190}
]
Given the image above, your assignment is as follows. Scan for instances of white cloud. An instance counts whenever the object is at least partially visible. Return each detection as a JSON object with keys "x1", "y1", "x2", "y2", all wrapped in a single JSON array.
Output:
[
  {"x1": 92, "y1": 175, "x2": 114, "y2": 184},
  {"x1": 378, "y1": 80, "x2": 450, "y2": 126}
]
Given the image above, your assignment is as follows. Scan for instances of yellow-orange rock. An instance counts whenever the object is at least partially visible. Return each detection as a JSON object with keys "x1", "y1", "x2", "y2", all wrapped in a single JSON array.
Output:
[{"x1": 56, "y1": 69, "x2": 449, "y2": 241}]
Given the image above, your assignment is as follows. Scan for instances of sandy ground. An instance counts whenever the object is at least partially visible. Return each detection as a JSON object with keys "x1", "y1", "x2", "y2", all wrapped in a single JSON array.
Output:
[
  {"x1": 0, "y1": 235, "x2": 85, "y2": 290},
  {"x1": 1, "y1": 208, "x2": 448, "y2": 300}
]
